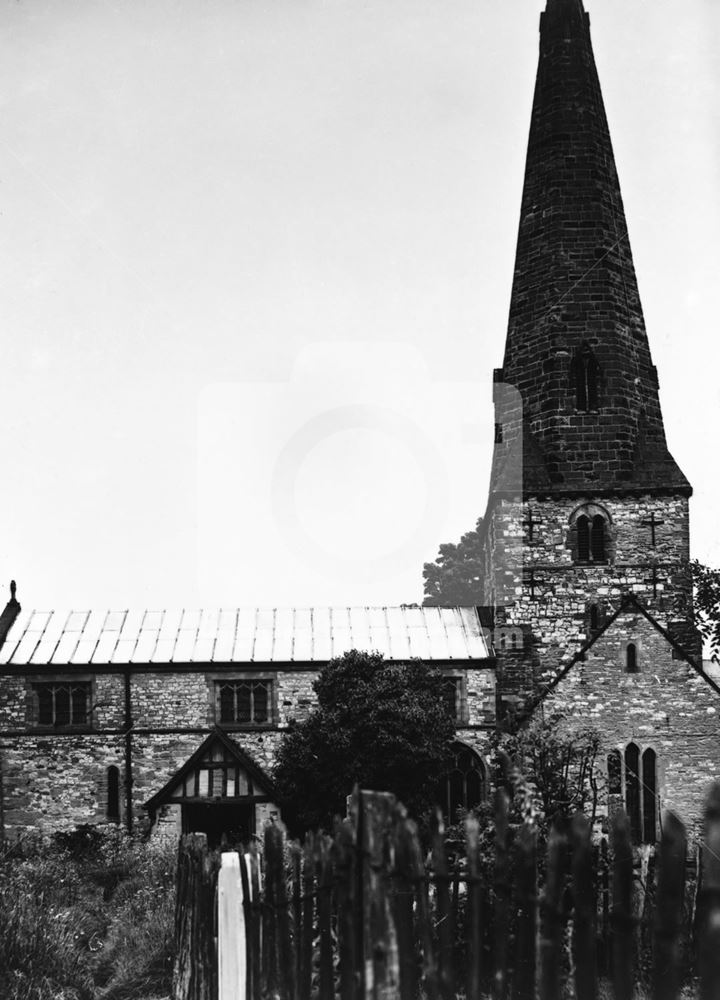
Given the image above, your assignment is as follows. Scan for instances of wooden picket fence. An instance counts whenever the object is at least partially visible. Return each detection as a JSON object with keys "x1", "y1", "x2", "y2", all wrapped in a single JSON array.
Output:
[{"x1": 173, "y1": 783, "x2": 720, "y2": 1000}]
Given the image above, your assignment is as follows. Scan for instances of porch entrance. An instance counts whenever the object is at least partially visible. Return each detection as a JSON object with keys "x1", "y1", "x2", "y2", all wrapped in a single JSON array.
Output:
[{"x1": 182, "y1": 802, "x2": 254, "y2": 848}]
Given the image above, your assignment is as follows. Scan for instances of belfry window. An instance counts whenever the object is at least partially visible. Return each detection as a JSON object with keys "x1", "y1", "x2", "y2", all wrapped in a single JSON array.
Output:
[
  {"x1": 591, "y1": 515, "x2": 606, "y2": 561},
  {"x1": 571, "y1": 344, "x2": 600, "y2": 411},
  {"x1": 573, "y1": 507, "x2": 609, "y2": 564},
  {"x1": 577, "y1": 516, "x2": 590, "y2": 561}
]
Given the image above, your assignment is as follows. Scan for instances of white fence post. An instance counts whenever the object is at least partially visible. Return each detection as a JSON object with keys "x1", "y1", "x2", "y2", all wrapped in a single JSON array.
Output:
[{"x1": 218, "y1": 851, "x2": 247, "y2": 1000}]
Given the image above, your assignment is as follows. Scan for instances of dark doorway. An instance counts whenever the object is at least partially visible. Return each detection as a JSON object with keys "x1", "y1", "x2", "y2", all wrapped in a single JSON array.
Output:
[{"x1": 182, "y1": 802, "x2": 255, "y2": 848}]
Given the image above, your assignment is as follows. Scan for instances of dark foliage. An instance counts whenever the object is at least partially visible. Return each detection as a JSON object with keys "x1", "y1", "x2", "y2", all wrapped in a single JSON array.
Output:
[
  {"x1": 273, "y1": 649, "x2": 456, "y2": 834},
  {"x1": 692, "y1": 560, "x2": 720, "y2": 662},
  {"x1": 422, "y1": 516, "x2": 484, "y2": 606}
]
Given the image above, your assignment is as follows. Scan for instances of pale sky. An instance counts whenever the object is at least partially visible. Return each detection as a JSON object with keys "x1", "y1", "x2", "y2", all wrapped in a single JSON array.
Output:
[{"x1": 1, "y1": 0, "x2": 718, "y2": 611}]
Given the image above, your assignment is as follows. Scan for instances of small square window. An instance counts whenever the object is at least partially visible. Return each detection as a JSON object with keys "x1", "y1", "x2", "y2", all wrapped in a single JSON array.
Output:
[{"x1": 216, "y1": 680, "x2": 273, "y2": 726}]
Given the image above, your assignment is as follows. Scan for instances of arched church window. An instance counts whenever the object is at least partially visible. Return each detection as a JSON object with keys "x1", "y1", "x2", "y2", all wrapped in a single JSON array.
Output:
[
  {"x1": 107, "y1": 765, "x2": 120, "y2": 824},
  {"x1": 589, "y1": 604, "x2": 600, "y2": 633},
  {"x1": 437, "y1": 742, "x2": 489, "y2": 823},
  {"x1": 571, "y1": 344, "x2": 600, "y2": 411},
  {"x1": 626, "y1": 643, "x2": 638, "y2": 673},
  {"x1": 591, "y1": 516, "x2": 606, "y2": 561},
  {"x1": 577, "y1": 516, "x2": 590, "y2": 561},
  {"x1": 624, "y1": 743, "x2": 641, "y2": 844},
  {"x1": 510, "y1": 633, "x2": 517, "y2": 651},
  {"x1": 642, "y1": 748, "x2": 657, "y2": 844}
]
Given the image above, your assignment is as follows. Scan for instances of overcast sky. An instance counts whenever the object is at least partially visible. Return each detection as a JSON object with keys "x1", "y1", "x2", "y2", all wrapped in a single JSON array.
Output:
[{"x1": 1, "y1": 0, "x2": 718, "y2": 612}]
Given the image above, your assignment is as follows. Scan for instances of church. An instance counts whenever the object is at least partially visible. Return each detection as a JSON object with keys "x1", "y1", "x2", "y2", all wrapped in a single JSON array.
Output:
[{"x1": 0, "y1": 0, "x2": 717, "y2": 843}]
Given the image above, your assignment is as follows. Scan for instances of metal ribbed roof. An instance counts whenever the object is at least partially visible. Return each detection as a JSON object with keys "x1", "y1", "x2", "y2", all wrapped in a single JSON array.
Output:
[{"x1": 0, "y1": 606, "x2": 489, "y2": 666}]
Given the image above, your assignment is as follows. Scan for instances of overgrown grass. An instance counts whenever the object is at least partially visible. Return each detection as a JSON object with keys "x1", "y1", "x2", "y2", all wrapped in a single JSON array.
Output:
[{"x1": 0, "y1": 826, "x2": 176, "y2": 1000}]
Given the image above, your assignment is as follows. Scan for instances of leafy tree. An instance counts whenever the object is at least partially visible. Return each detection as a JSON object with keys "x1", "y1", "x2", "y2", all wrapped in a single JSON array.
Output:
[
  {"x1": 691, "y1": 560, "x2": 720, "y2": 662},
  {"x1": 273, "y1": 650, "x2": 456, "y2": 834},
  {"x1": 495, "y1": 714, "x2": 603, "y2": 835},
  {"x1": 423, "y1": 516, "x2": 485, "y2": 606}
]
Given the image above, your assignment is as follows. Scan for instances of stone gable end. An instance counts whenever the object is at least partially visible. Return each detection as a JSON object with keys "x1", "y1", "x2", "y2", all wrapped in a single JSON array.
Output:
[{"x1": 538, "y1": 609, "x2": 720, "y2": 825}]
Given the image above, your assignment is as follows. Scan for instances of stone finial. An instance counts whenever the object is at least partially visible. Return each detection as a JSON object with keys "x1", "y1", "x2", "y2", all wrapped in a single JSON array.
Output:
[{"x1": 10, "y1": 580, "x2": 16, "y2": 601}]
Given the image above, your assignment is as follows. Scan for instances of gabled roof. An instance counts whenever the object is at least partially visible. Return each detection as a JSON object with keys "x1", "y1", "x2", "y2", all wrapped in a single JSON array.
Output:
[
  {"x1": 0, "y1": 605, "x2": 490, "y2": 668},
  {"x1": 521, "y1": 595, "x2": 719, "y2": 722},
  {"x1": 143, "y1": 727, "x2": 276, "y2": 813}
]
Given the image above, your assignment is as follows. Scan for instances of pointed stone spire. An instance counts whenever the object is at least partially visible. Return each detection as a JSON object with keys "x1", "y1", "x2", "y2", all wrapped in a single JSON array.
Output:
[{"x1": 492, "y1": 0, "x2": 690, "y2": 496}]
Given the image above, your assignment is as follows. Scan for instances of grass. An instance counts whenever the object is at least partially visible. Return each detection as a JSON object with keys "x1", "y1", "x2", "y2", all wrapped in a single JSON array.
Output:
[{"x1": 0, "y1": 825, "x2": 176, "y2": 1000}]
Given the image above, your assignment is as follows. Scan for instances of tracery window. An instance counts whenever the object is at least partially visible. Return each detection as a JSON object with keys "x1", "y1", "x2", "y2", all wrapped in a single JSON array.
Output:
[
  {"x1": 437, "y1": 742, "x2": 489, "y2": 823},
  {"x1": 607, "y1": 742, "x2": 658, "y2": 844},
  {"x1": 216, "y1": 680, "x2": 273, "y2": 726},
  {"x1": 32, "y1": 682, "x2": 91, "y2": 728}
]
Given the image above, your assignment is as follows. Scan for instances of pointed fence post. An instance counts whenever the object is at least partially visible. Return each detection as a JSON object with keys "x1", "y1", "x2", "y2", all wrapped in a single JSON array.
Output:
[
  {"x1": 493, "y1": 787, "x2": 511, "y2": 1000},
  {"x1": 512, "y1": 823, "x2": 537, "y2": 1000},
  {"x1": 571, "y1": 813, "x2": 597, "y2": 1000},
  {"x1": 611, "y1": 811, "x2": 634, "y2": 1000},
  {"x1": 465, "y1": 817, "x2": 484, "y2": 1000},
  {"x1": 652, "y1": 810, "x2": 686, "y2": 1000},
  {"x1": 539, "y1": 820, "x2": 568, "y2": 1000},
  {"x1": 247, "y1": 845, "x2": 262, "y2": 1000},
  {"x1": 391, "y1": 809, "x2": 419, "y2": 1000},
  {"x1": 431, "y1": 810, "x2": 455, "y2": 1000},
  {"x1": 218, "y1": 852, "x2": 247, "y2": 1000},
  {"x1": 699, "y1": 782, "x2": 720, "y2": 1000},
  {"x1": 173, "y1": 834, "x2": 219, "y2": 1000}
]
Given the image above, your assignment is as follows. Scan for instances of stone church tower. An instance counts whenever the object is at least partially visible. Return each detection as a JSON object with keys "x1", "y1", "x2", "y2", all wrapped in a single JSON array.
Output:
[{"x1": 482, "y1": 0, "x2": 700, "y2": 714}]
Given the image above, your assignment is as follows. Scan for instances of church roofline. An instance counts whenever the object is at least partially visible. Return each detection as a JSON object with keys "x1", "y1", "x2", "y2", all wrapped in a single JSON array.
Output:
[{"x1": 0, "y1": 605, "x2": 490, "y2": 668}]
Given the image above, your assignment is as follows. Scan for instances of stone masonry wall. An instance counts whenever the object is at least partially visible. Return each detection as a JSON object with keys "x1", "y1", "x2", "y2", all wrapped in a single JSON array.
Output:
[
  {"x1": 487, "y1": 493, "x2": 694, "y2": 682},
  {"x1": 0, "y1": 735, "x2": 126, "y2": 836},
  {"x1": 540, "y1": 608, "x2": 720, "y2": 832},
  {"x1": 0, "y1": 662, "x2": 495, "y2": 836}
]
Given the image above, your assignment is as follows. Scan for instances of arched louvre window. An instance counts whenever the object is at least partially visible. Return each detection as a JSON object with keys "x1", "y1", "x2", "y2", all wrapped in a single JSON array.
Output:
[
  {"x1": 437, "y1": 743, "x2": 489, "y2": 823},
  {"x1": 625, "y1": 742, "x2": 641, "y2": 843},
  {"x1": 572, "y1": 344, "x2": 600, "y2": 411},
  {"x1": 577, "y1": 516, "x2": 590, "y2": 562},
  {"x1": 642, "y1": 749, "x2": 657, "y2": 844},
  {"x1": 591, "y1": 516, "x2": 606, "y2": 561},
  {"x1": 107, "y1": 766, "x2": 120, "y2": 824},
  {"x1": 626, "y1": 643, "x2": 638, "y2": 673}
]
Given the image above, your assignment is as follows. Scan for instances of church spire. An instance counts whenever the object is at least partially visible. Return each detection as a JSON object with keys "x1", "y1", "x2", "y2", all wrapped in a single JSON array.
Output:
[{"x1": 492, "y1": 0, "x2": 690, "y2": 496}]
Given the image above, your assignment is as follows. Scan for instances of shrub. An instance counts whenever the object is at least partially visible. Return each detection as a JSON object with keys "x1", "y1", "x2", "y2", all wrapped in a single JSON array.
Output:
[{"x1": 0, "y1": 827, "x2": 176, "y2": 1000}]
